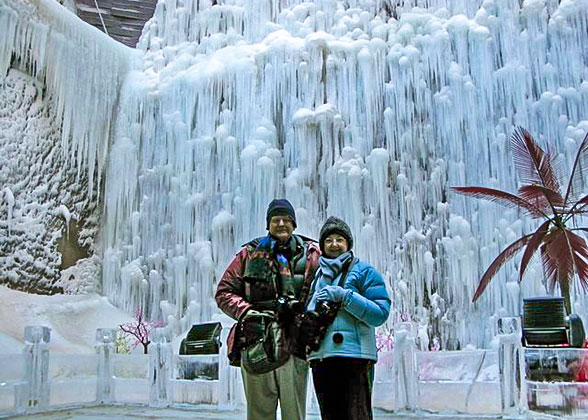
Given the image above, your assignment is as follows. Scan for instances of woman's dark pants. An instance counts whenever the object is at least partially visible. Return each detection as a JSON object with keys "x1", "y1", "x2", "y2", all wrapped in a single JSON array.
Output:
[{"x1": 311, "y1": 357, "x2": 374, "y2": 420}]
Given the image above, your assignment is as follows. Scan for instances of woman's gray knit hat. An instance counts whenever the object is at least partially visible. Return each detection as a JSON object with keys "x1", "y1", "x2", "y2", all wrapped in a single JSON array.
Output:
[{"x1": 319, "y1": 216, "x2": 354, "y2": 254}]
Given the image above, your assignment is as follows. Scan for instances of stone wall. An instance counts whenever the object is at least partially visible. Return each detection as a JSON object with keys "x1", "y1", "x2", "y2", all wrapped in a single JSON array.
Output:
[{"x1": 0, "y1": 69, "x2": 99, "y2": 294}]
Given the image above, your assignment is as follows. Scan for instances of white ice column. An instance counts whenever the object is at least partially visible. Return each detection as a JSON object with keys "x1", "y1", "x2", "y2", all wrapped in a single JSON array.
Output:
[
  {"x1": 95, "y1": 328, "x2": 117, "y2": 404},
  {"x1": 216, "y1": 313, "x2": 243, "y2": 406},
  {"x1": 392, "y1": 322, "x2": 418, "y2": 412},
  {"x1": 498, "y1": 317, "x2": 527, "y2": 416},
  {"x1": 23, "y1": 326, "x2": 51, "y2": 409},
  {"x1": 217, "y1": 315, "x2": 231, "y2": 405},
  {"x1": 149, "y1": 328, "x2": 173, "y2": 407}
]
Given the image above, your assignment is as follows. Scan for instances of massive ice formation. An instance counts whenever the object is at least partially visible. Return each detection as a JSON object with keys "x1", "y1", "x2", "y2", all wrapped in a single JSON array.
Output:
[
  {"x1": 1, "y1": 0, "x2": 588, "y2": 349},
  {"x1": 0, "y1": 69, "x2": 95, "y2": 292},
  {"x1": 103, "y1": 0, "x2": 588, "y2": 348},
  {"x1": 0, "y1": 0, "x2": 133, "y2": 292}
]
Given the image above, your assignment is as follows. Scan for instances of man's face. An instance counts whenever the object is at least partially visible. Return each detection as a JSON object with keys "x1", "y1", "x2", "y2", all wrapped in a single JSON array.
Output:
[
  {"x1": 268, "y1": 215, "x2": 295, "y2": 243},
  {"x1": 323, "y1": 233, "x2": 349, "y2": 258}
]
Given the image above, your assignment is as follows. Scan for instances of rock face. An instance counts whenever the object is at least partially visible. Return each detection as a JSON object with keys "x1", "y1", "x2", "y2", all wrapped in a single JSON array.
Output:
[
  {"x1": 0, "y1": 69, "x2": 99, "y2": 294},
  {"x1": 0, "y1": 0, "x2": 132, "y2": 296},
  {"x1": 74, "y1": 0, "x2": 158, "y2": 47}
]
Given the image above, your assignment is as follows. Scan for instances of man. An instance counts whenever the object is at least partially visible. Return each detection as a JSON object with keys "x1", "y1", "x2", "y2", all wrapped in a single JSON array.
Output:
[{"x1": 216, "y1": 199, "x2": 320, "y2": 420}]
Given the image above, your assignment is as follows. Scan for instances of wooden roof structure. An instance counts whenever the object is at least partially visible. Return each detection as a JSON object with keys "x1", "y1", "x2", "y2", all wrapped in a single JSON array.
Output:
[{"x1": 74, "y1": 0, "x2": 158, "y2": 47}]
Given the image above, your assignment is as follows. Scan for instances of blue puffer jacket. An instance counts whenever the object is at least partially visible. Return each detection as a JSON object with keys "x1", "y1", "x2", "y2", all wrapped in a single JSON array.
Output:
[{"x1": 306, "y1": 258, "x2": 391, "y2": 362}]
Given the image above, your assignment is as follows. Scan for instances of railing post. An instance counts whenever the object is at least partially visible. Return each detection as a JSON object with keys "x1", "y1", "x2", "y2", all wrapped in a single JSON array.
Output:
[
  {"x1": 95, "y1": 328, "x2": 117, "y2": 404},
  {"x1": 498, "y1": 317, "x2": 527, "y2": 416},
  {"x1": 149, "y1": 327, "x2": 173, "y2": 407},
  {"x1": 217, "y1": 315, "x2": 233, "y2": 405},
  {"x1": 393, "y1": 322, "x2": 418, "y2": 411},
  {"x1": 23, "y1": 326, "x2": 51, "y2": 410},
  {"x1": 13, "y1": 381, "x2": 28, "y2": 414}
]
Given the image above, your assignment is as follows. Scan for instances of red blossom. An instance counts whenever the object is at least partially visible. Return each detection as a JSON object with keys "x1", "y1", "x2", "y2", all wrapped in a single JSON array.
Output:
[{"x1": 119, "y1": 307, "x2": 165, "y2": 354}]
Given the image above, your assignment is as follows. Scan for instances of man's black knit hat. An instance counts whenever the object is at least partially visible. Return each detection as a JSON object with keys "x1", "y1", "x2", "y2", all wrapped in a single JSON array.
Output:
[
  {"x1": 266, "y1": 199, "x2": 297, "y2": 228},
  {"x1": 319, "y1": 216, "x2": 353, "y2": 254}
]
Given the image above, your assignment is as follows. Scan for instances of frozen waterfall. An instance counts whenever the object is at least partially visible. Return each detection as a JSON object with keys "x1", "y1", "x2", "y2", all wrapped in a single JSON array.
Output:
[
  {"x1": 103, "y1": 0, "x2": 588, "y2": 348},
  {"x1": 2, "y1": 0, "x2": 588, "y2": 350},
  {"x1": 0, "y1": 0, "x2": 135, "y2": 291}
]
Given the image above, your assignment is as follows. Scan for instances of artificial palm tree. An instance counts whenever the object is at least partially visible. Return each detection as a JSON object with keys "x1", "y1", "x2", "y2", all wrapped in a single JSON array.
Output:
[{"x1": 452, "y1": 127, "x2": 588, "y2": 314}]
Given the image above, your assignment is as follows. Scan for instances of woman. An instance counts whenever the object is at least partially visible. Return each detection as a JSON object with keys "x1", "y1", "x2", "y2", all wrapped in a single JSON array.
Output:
[{"x1": 307, "y1": 216, "x2": 391, "y2": 420}]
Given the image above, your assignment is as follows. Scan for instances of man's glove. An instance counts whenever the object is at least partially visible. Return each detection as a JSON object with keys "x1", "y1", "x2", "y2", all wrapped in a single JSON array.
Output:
[
  {"x1": 315, "y1": 285, "x2": 351, "y2": 304},
  {"x1": 243, "y1": 309, "x2": 266, "y2": 319}
]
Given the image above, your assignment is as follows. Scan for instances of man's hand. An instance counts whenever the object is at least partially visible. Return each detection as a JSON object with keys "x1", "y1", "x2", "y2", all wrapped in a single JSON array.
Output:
[
  {"x1": 243, "y1": 309, "x2": 264, "y2": 319},
  {"x1": 241, "y1": 309, "x2": 274, "y2": 344},
  {"x1": 315, "y1": 285, "x2": 350, "y2": 304},
  {"x1": 243, "y1": 309, "x2": 275, "y2": 320}
]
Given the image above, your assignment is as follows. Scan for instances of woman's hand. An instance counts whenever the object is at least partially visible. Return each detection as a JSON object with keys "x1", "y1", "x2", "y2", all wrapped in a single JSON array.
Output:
[{"x1": 316, "y1": 285, "x2": 350, "y2": 303}]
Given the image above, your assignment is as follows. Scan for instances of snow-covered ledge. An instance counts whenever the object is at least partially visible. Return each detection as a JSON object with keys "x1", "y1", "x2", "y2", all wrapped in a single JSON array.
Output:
[{"x1": 0, "y1": 0, "x2": 138, "y2": 196}]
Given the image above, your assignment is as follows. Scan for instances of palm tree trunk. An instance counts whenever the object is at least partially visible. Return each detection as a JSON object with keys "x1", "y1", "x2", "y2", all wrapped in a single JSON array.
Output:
[{"x1": 560, "y1": 277, "x2": 572, "y2": 315}]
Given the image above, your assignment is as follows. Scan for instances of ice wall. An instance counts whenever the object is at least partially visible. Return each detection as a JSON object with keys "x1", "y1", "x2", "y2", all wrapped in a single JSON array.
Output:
[
  {"x1": 2, "y1": 0, "x2": 588, "y2": 350},
  {"x1": 0, "y1": 0, "x2": 135, "y2": 198},
  {"x1": 0, "y1": 0, "x2": 135, "y2": 291},
  {"x1": 100, "y1": 0, "x2": 588, "y2": 348},
  {"x1": 0, "y1": 69, "x2": 92, "y2": 292}
]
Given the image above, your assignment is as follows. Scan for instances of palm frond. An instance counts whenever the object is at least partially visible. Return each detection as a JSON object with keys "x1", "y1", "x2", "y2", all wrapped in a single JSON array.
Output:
[
  {"x1": 564, "y1": 133, "x2": 588, "y2": 205},
  {"x1": 565, "y1": 230, "x2": 588, "y2": 292},
  {"x1": 541, "y1": 233, "x2": 573, "y2": 293},
  {"x1": 568, "y1": 194, "x2": 588, "y2": 216},
  {"x1": 511, "y1": 127, "x2": 561, "y2": 192},
  {"x1": 574, "y1": 228, "x2": 588, "y2": 236},
  {"x1": 518, "y1": 185, "x2": 564, "y2": 211},
  {"x1": 519, "y1": 220, "x2": 551, "y2": 281},
  {"x1": 549, "y1": 153, "x2": 569, "y2": 194},
  {"x1": 451, "y1": 186, "x2": 544, "y2": 218},
  {"x1": 541, "y1": 229, "x2": 588, "y2": 293},
  {"x1": 472, "y1": 235, "x2": 532, "y2": 302}
]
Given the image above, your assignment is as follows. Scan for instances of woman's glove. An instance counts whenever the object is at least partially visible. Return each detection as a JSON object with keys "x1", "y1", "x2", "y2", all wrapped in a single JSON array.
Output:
[{"x1": 315, "y1": 285, "x2": 351, "y2": 304}]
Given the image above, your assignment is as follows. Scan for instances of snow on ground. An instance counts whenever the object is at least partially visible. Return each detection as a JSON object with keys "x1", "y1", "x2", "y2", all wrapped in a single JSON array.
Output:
[
  {"x1": 0, "y1": 404, "x2": 511, "y2": 420},
  {"x1": 0, "y1": 286, "x2": 133, "y2": 354}
]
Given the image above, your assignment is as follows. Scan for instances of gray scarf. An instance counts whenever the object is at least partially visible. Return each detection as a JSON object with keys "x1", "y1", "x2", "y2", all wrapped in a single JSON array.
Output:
[{"x1": 318, "y1": 251, "x2": 353, "y2": 282}]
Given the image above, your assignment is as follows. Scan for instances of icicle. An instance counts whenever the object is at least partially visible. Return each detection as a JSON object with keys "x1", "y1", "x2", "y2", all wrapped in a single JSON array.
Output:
[
  {"x1": 2, "y1": 187, "x2": 14, "y2": 235},
  {"x1": 89, "y1": 0, "x2": 588, "y2": 350},
  {"x1": 0, "y1": 0, "x2": 136, "y2": 198},
  {"x1": 211, "y1": 210, "x2": 236, "y2": 280}
]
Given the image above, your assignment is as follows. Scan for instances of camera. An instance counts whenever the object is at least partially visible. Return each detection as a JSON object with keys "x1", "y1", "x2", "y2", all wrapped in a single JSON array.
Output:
[
  {"x1": 315, "y1": 300, "x2": 339, "y2": 317},
  {"x1": 302, "y1": 300, "x2": 341, "y2": 352},
  {"x1": 277, "y1": 296, "x2": 303, "y2": 327}
]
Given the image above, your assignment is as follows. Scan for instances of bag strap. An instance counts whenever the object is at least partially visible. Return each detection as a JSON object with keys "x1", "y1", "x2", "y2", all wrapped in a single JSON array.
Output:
[{"x1": 336, "y1": 258, "x2": 354, "y2": 288}]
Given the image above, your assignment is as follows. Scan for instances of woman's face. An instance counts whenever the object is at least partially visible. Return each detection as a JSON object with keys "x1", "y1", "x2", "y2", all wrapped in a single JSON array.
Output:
[{"x1": 323, "y1": 233, "x2": 349, "y2": 258}]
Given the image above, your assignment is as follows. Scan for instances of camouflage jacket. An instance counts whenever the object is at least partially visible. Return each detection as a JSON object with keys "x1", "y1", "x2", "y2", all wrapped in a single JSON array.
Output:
[{"x1": 215, "y1": 234, "x2": 320, "y2": 321}]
